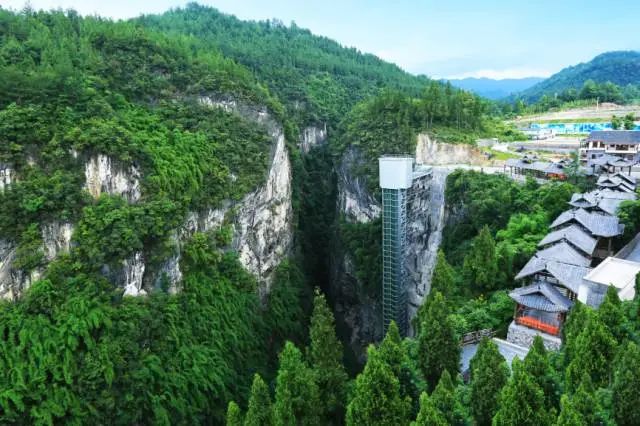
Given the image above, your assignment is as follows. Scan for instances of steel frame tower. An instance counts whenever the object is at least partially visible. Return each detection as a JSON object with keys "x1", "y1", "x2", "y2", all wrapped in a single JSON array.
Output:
[{"x1": 379, "y1": 156, "x2": 413, "y2": 336}]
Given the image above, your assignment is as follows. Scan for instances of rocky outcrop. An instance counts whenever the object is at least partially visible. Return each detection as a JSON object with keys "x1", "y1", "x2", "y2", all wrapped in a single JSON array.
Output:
[
  {"x1": 337, "y1": 148, "x2": 381, "y2": 223},
  {"x1": 84, "y1": 154, "x2": 141, "y2": 202},
  {"x1": 150, "y1": 98, "x2": 293, "y2": 297},
  {"x1": 122, "y1": 252, "x2": 146, "y2": 297},
  {"x1": 0, "y1": 221, "x2": 75, "y2": 300},
  {"x1": 299, "y1": 124, "x2": 328, "y2": 153},
  {"x1": 416, "y1": 133, "x2": 487, "y2": 166},
  {"x1": 42, "y1": 222, "x2": 74, "y2": 261},
  {"x1": 0, "y1": 163, "x2": 13, "y2": 191},
  {"x1": 405, "y1": 167, "x2": 450, "y2": 331}
]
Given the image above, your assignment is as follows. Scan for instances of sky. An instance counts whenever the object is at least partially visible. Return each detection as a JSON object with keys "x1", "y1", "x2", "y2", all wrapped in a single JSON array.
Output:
[{"x1": 1, "y1": 0, "x2": 639, "y2": 79}]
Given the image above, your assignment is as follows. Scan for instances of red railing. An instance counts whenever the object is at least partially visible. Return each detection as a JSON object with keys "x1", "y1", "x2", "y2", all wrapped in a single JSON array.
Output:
[{"x1": 516, "y1": 316, "x2": 560, "y2": 336}]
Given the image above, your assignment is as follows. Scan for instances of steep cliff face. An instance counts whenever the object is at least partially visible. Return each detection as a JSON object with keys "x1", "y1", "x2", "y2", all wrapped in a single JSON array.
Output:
[
  {"x1": 150, "y1": 97, "x2": 293, "y2": 297},
  {"x1": 0, "y1": 221, "x2": 74, "y2": 300},
  {"x1": 84, "y1": 154, "x2": 141, "y2": 202},
  {"x1": 337, "y1": 148, "x2": 380, "y2": 223},
  {"x1": 299, "y1": 124, "x2": 328, "y2": 154},
  {"x1": 416, "y1": 133, "x2": 487, "y2": 165},
  {"x1": 405, "y1": 167, "x2": 450, "y2": 331},
  {"x1": 0, "y1": 164, "x2": 13, "y2": 191},
  {"x1": 0, "y1": 98, "x2": 292, "y2": 300}
]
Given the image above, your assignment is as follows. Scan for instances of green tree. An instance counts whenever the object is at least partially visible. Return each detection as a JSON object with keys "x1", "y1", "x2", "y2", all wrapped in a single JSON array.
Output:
[
  {"x1": 245, "y1": 374, "x2": 273, "y2": 426},
  {"x1": 273, "y1": 342, "x2": 320, "y2": 426},
  {"x1": 462, "y1": 226, "x2": 499, "y2": 293},
  {"x1": 623, "y1": 113, "x2": 636, "y2": 130},
  {"x1": 411, "y1": 392, "x2": 447, "y2": 426},
  {"x1": 417, "y1": 291, "x2": 460, "y2": 391},
  {"x1": 612, "y1": 342, "x2": 640, "y2": 426},
  {"x1": 598, "y1": 286, "x2": 625, "y2": 341},
  {"x1": 431, "y1": 250, "x2": 456, "y2": 299},
  {"x1": 611, "y1": 114, "x2": 622, "y2": 130},
  {"x1": 379, "y1": 321, "x2": 419, "y2": 406},
  {"x1": 555, "y1": 395, "x2": 584, "y2": 426},
  {"x1": 430, "y1": 370, "x2": 458, "y2": 425},
  {"x1": 492, "y1": 359, "x2": 554, "y2": 426},
  {"x1": 470, "y1": 339, "x2": 509, "y2": 425},
  {"x1": 307, "y1": 289, "x2": 348, "y2": 421},
  {"x1": 227, "y1": 402, "x2": 243, "y2": 426},
  {"x1": 565, "y1": 312, "x2": 617, "y2": 390},
  {"x1": 570, "y1": 374, "x2": 601, "y2": 426},
  {"x1": 523, "y1": 336, "x2": 559, "y2": 408},
  {"x1": 346, "y1": 345, "x2": 411, "y2": 426}
]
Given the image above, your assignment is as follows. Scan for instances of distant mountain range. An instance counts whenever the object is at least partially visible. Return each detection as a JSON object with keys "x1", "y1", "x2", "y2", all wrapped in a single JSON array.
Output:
[
  {"x1": 516, "y1": 51, "x2": 640, "y2": 101},
  {"x1": 445, "y1": 77, "x2": 544, "y2": 99}
]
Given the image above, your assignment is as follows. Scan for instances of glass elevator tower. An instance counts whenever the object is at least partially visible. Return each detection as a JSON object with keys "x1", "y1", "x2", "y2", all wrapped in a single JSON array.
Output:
[{"x1": 379, "y1": 156, "x2": 414, "y2": 336}]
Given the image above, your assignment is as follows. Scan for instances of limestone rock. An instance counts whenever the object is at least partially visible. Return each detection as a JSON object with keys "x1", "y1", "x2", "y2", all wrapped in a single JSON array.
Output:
[{"x1": 84, "y1": 154, "x2": 141, "y2": 202}]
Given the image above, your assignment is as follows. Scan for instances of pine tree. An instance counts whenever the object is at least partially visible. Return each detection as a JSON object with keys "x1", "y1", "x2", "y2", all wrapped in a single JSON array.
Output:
[
  {"x1": 379, "y1": 321, "x2": 419, "y2": 408},
  {"x1": 612, "y1": 342, "x2": 640, "y2": 426},
  {"x1": 411, "y1": 392, "x2": 447, "y2": 426},
  {"x1": 492, "y1": 359, "x2": 554, "y2": 426},
  {"x1": 562, "y1": 302, "x2": 587, "y2": 366},
  {"x1": 565, "y1": 313, "x2": 617, "y2": 391},
  {"x1": 571, "y1": 374, "x2": 601, "y2": 425},
  {"x1": 598, "y1": 286, "x2": 625, "y2": 341},
  {"x1": 417, "y1": 291, "x2": 459, "y2": 391},
  {"x1": 245, "y1": 374, "x2": 272, "y2": 426},
  {"x1": 556, "y1": 395, "x2": 584, "y2": 426},
  {"x1": 430, "y1": 370, "x2": 457, "y2": 425},
  {"x1": 431, "y1": 250, "x2": 455, "y2": 300},
  {"x1": 307, "y1": 289, "x2": 348, "y2": 421},
  {"x1": 273, "y1": 342, "x2": 320, "y2": 425},
  {"x1": 462, "y1": 225, "x2": 498, "y2": 293},
  {"x1": 226, "y1": 401, "x2": 243, "y2": 426},
  {"x1": 469, "y1": 339, "x2": 509, "y2": 426},
  {"x1": 346, "y1": 345, "x2": 411, "y2": 426},
  {"x1": 523, "y1": 336, "x2": 558, "y2": 408}
]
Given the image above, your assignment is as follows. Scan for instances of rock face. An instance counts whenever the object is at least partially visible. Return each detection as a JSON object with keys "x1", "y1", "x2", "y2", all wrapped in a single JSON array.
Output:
[
  {"x1": 0, "y1": 163, "x2": 13, "y2": 191},
  {"x1": 151, "y1": 97, "x2": 293, "y2": 297},
  {"x1": 122, "y1": 252, "x2": 147, "y2": 297},
  {"x1": 0, "y1": 221, "x2": 75, "y2": 300},
  {"x1": 337, "y1": 148, "x2": 381, "y2": 223},
  {"x1": 84, "y1": 154, "x2": 141, "y2": 202},
  {"x1": 405, "y1": 167, "x2": 451, "y2": 333},
  {"x1": 299, "y1": 124, "x2": 328, "y2": 154},
  {"x1": 416, "y1": 133, "x2": 487, "y2": 166},
  {"x1": 42, "y1": 222, "x2": 74, "y2": 261}
]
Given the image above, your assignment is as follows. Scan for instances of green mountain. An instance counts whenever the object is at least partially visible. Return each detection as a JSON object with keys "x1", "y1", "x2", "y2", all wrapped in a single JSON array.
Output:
[
  {"x1": 517, "y1": 51, "x2": 640, "y2": 101},
  {"x1": 137, "y1": 3, "x2": 430, "y2": 128}
]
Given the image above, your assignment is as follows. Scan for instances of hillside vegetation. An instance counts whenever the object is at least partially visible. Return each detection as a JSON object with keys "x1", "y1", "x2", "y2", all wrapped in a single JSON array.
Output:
[
  {"x1": 517, "y1": 51, "x2": 640, "y2": 102},
  {"x1": 0, "y1": 9, "x2": 310, "y2": 423}
]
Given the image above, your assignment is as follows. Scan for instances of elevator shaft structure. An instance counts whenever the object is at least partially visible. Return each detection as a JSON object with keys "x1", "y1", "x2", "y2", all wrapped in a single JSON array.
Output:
[{"x1": 379, "y1": 156, "x2": 414, "y2": 336}]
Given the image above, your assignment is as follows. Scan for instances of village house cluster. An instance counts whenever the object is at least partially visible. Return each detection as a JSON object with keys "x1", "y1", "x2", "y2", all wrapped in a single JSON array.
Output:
[{"x1": 507, "y1": 171, "x2": 639, "y2": 350}]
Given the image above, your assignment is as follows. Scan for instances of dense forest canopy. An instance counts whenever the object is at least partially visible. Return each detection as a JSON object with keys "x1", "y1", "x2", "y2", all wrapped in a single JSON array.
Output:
[
  {"x1": 137, "y1": 3, "x2": 432, "y2": 128},
  {"x1": 515, "y1": 51, "x2": 640, "y2": 102}
]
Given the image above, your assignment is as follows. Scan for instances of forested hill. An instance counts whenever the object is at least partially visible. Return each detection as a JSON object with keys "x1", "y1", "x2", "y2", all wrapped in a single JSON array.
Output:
[
  {"x1": 137, "y1": 3, "x2": 430, "y2": 127},
  {"x1": 517, "y1": 51, "x2": 640, "y2": 101}
]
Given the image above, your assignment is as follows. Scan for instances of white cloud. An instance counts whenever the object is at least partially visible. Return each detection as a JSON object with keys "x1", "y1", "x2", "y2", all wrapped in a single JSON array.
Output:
[{"x1": 443, "y1": 67, "x2": 555, "y2": 80}]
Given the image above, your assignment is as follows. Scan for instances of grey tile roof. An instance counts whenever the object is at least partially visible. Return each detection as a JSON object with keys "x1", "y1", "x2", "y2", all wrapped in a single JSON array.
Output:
[
  {"x1": 538, "y1": 225, "x2": 598, "y2": 255},
  {"x1": 587, "y1": 131, "x2": 640, "y2": 145},
  {"x1": 550, "y1": 208, "x2": 623, "y2": 237},
  {"x1": 510, "y1": 282, "x2": 573, "y2": 312},
  {"x1": 586, "y1": 189, "x2": 637, "y2": 201},
  {"x1": 597, "y1": 175, "x2": 636, "y2": 192},
  {"x1": 612, "y1": 172, "x2": 637, "y2": 185},
  {"x1": 505, "y1": 158, "x2": 568, "y2": 175},
  {"x1": 515, "y1": 258, "x2": 592, "y2": 294},
  {"x1": 534, "y1": 242, "x2": 591, "y2": 267},
  {"x1": 569, "y1": 193, "x2": 597, "y2": 209}
]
